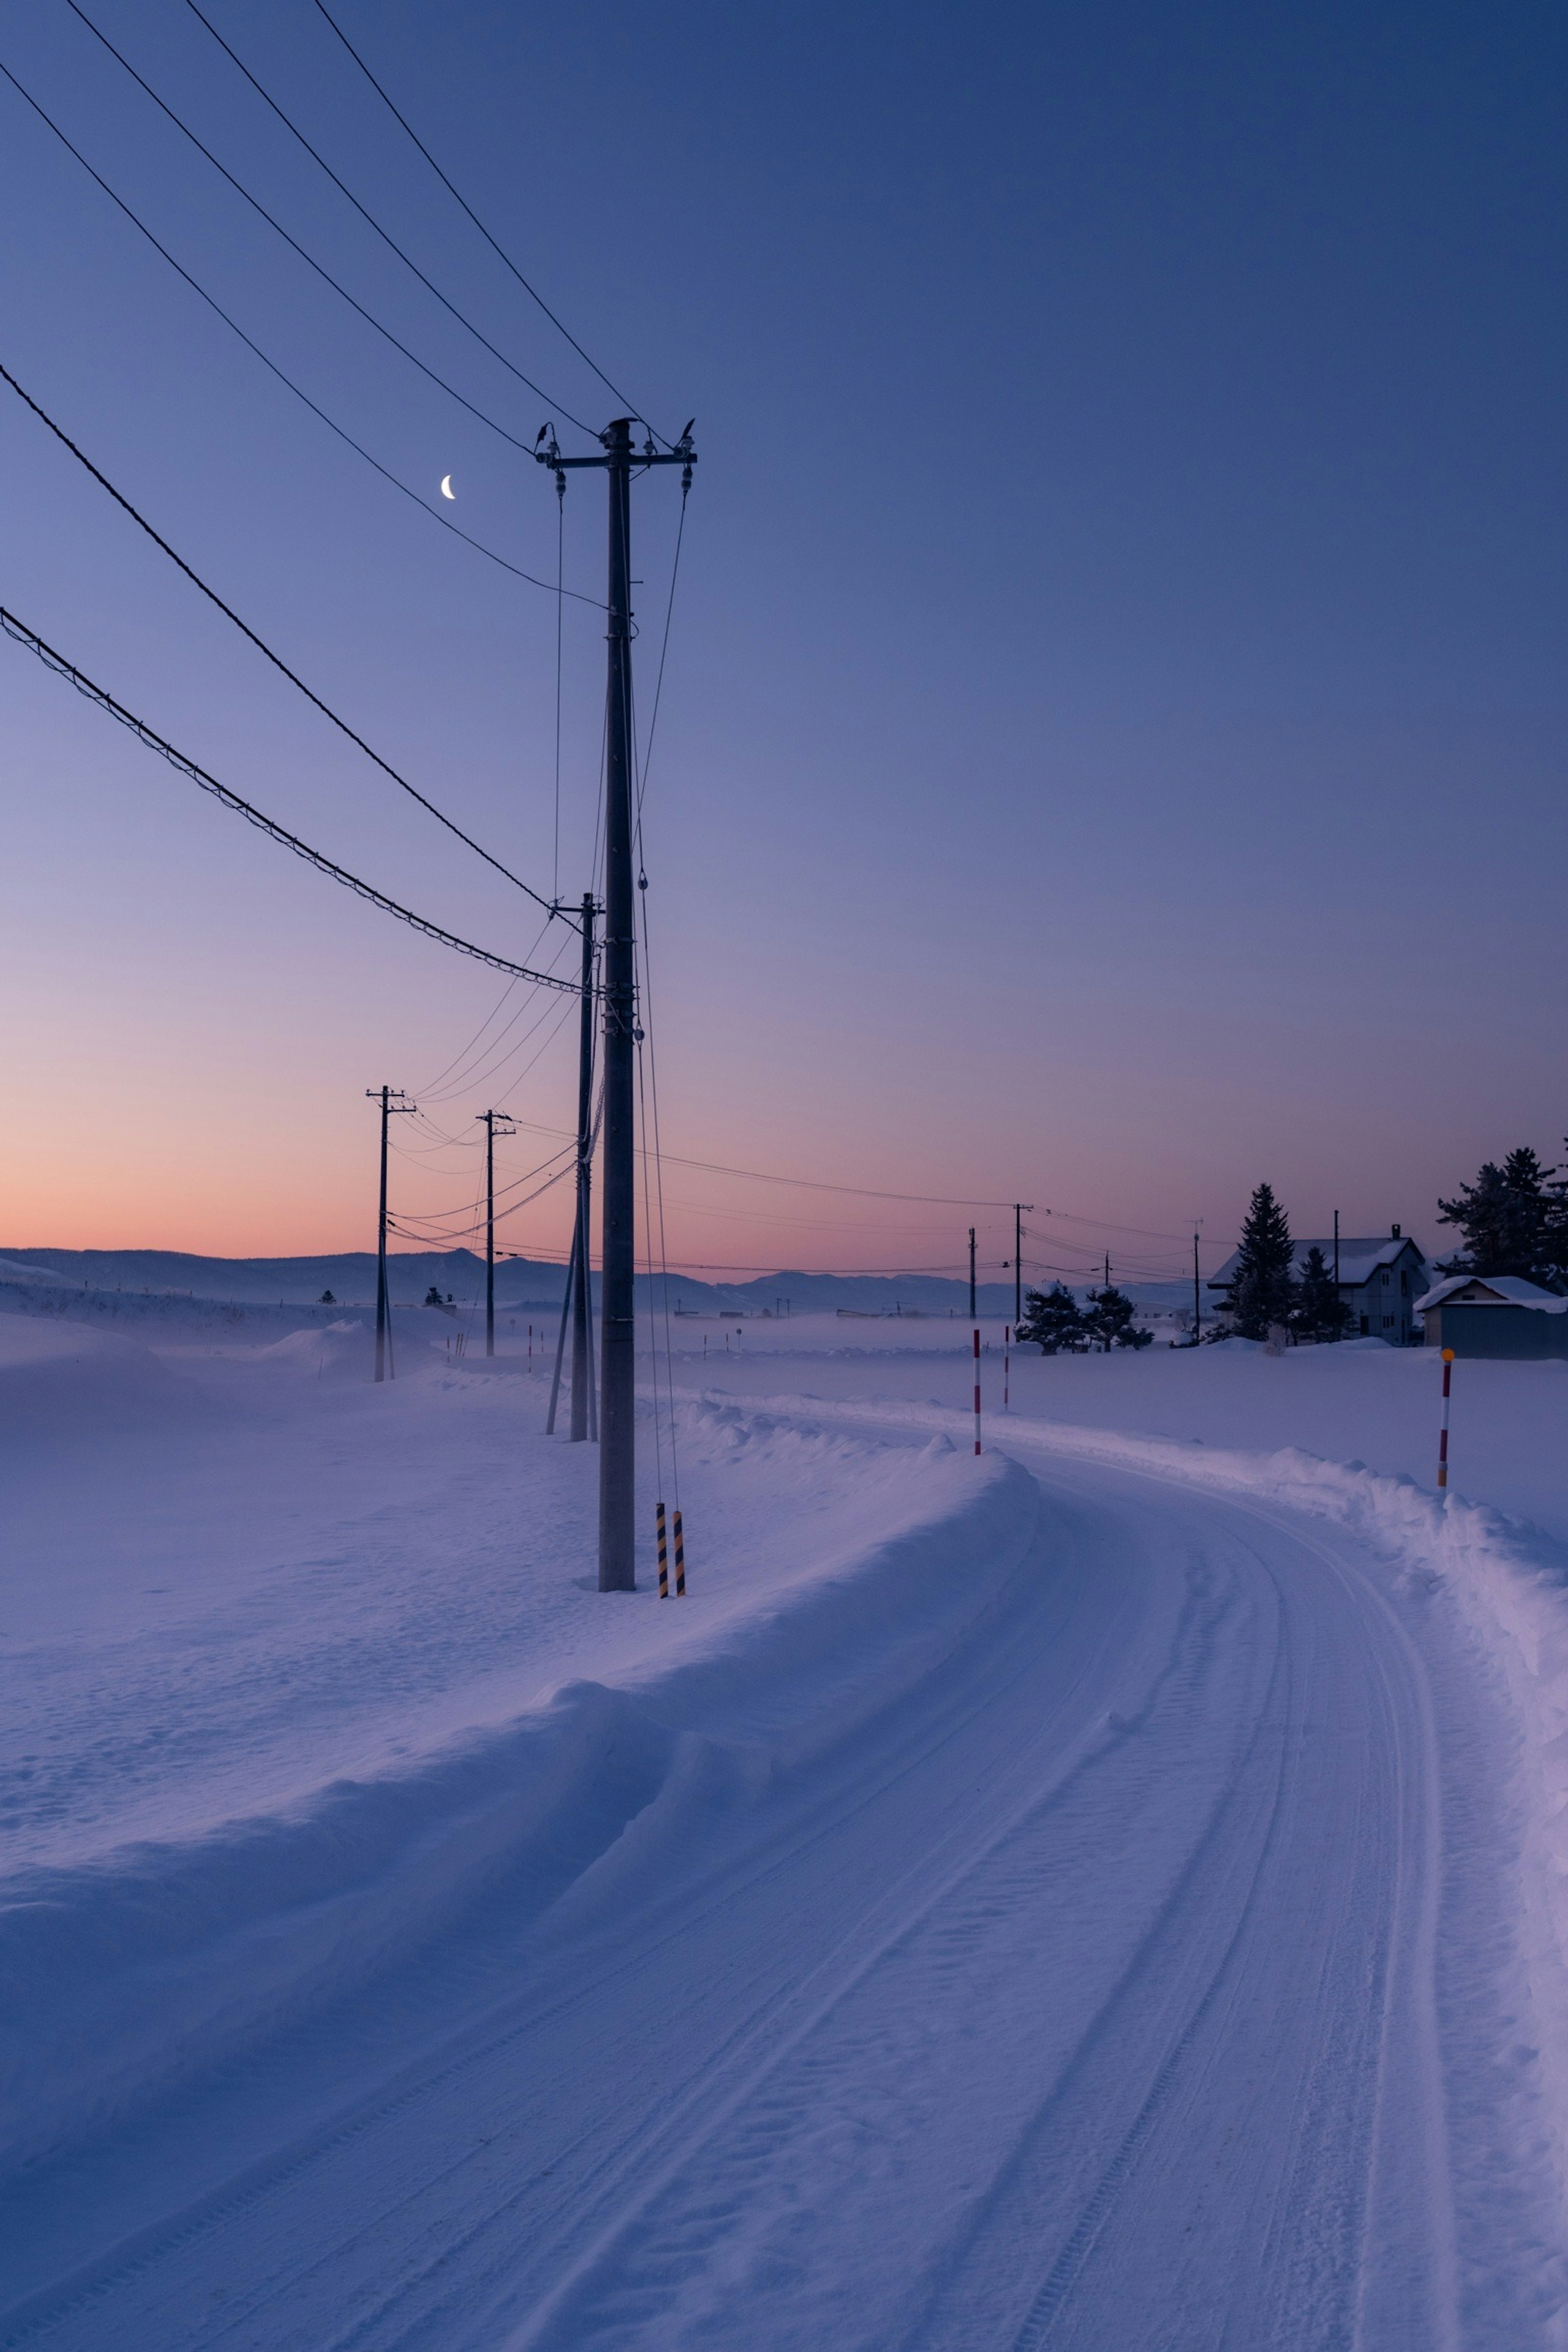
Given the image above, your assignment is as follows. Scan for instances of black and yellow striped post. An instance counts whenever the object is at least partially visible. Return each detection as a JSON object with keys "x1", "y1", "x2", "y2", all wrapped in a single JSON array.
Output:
[
  {"x1": 656, "y1": 1501, "x2": 670, "y2": 1599},
  {"x1": 673, "y1": 1509, "x2": 686, "y2": 1597}
]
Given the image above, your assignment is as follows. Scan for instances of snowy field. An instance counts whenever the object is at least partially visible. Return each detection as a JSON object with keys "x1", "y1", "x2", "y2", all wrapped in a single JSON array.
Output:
[{"x1": 5, "y1": 1306, "x2": 1568, "y2": 2346}]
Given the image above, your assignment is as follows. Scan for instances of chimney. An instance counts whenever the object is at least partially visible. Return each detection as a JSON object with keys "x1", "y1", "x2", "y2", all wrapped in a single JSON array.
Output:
[{"x1": 1392, "y1": 1224, "x2": 1401, "y2": 1239}]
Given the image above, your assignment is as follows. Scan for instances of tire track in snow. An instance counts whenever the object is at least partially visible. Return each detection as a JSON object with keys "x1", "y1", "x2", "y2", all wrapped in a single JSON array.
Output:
[{"x1": 5, "y1": 1403, "x2": 1471, "y2": 2350}]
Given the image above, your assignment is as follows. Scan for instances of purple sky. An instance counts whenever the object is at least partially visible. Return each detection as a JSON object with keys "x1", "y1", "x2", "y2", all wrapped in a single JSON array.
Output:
[{"x1": 1, "y1": 0, "x2": 1564, "y2": 1282}]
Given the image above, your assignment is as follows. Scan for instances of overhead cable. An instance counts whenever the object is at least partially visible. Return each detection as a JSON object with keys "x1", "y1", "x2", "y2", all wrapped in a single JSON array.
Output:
[
  {"x1": 179, "y1": 0, "x2": 599, "y2": 433},
  {"x1": 311, "y1": 0, "x2": 663, "y2": 439},
  {"x1": 0, "y1": 358, "x2": 572, "y2": 920},
  {"x1": 0, "y1": 56, "x2": 587, "y2": 595},
  {"x1": 0, "y1": 605, "x2": 580, "y2": 989},
  {"x1": 61, "y1": 0, "x2": 590, "y2": 449}
]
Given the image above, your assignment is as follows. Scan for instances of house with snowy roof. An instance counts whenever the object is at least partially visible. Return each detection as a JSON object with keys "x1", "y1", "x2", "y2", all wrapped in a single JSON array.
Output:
[
  {"x1": 1208, "y1": 1227, "x2": 1428, "y2": 1343},
  {"x1": 1414, "y1": 1273, "x2": 1568, "y2": 1358}
]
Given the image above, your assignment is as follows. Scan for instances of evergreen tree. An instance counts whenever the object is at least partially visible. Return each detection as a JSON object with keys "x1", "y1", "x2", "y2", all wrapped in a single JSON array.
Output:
[
  {"x1": 1292, "y1": 1245, "x2": 1350, "y2": 1342},
  {"x1": 1082, "y1": 1285, "x2": 1154, "y2": 1350},
  {"x1": 1437, "y1": 1147, "x2": 1558, "y2": 1283},
  {"x1": 1017, "y1": 1283, "x2": 1085, "y2": 1353},
  {"x1": 1227, "y1": 1183, "x2": 1297, "y2": 1339}
]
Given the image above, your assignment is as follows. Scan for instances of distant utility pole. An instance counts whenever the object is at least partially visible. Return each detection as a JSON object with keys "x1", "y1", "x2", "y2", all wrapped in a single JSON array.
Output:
[
  {"x1": 969, "y1": 1227, "x2": 977, "y2": 1319},
  {"x1": 365, "y1": 1087, "x2": 416, "y2": 1381},
  {"x1": 1104, "y1": 1252, "x2": 1111, "y2": 1290},
  {"x1": 1193, "y1": 1232, "x2": 1202, "y2": 1339},
  {"x1": 540, "y1": 419, "x2": 695, "y2": 1591},
  {"x1": 1014, "y1": 1205, "x2": 1023, "y2": 1329},
  {"x1": 570, "y1": 893, "x2": 599, "y2": 1443},
  {"x1": 1333, "y1": 1209, "x2": 1341, "y2": 1341},
  {"x1": 479, "y1": 1109, "x2": 516, "y2": 1356}
]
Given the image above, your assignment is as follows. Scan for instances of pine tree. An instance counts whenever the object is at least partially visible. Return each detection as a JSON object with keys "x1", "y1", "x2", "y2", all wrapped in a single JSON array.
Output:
[
  {"x1": 1017, "y1": 1283, "x2": 1085, "y2": 1353},
  {"x1": 1292, "y1": 1245, "x2": 1350, "y2": 1342},
  {"x1": 1082, "y1": 1285, "x2": 1154, "y2": 1350},
  {"x1": 1438, "y1": 1147, "x2": 1558, "y2": 1284},
  {"x1": 1227, "y1": 1183, "x2": 1297, "y2": 1340}
]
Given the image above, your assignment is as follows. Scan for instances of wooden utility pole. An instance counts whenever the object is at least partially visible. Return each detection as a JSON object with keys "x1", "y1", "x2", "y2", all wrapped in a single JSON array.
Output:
[
  {"x1": 479, "y1": 1109, "x2": 515, "y2": 1356},
  {"x1": 365, "y1": 1086, "x2": 416, "y2": 1381},
  {"x1": 539, "y1": 420, "x2": 695, "y2": 1589}
]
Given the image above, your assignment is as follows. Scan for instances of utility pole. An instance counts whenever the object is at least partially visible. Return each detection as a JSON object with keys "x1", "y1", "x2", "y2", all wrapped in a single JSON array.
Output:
[
  {"x1": 969, "y1": 1227, "x2": 977, "y2": 1320},
  {"x1": 540, "y1": 419, "x2": 695, "y2": 1590},
  {"x1": 365, "y1": 1087, "x2": 416, "y2": 1381},
  {"x1": 1333, "y1": 1209, "x2": 1341, "y2": 1341},
  {"x1": 1194, "y1": 1231, "x2": 1202, "y2": 1339},
  {"x1": 480, "y1": 1109, "x2": 516, "y2": 1356},
  {"x1": 1014, "y1": 1205, "x2": 1023, "y2": 1329},
  {"x1": 570, "y1": 893, "x2": 599, "y2": 1443}
]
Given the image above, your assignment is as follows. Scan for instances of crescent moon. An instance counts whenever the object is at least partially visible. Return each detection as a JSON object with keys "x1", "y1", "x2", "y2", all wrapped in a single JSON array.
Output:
[{"x1": 439, "y1": 474, "x2": 455, "y2": 500}]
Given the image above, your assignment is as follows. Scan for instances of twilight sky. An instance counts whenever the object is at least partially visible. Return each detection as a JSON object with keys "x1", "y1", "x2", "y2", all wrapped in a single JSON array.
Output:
[{"x1": 1, "y1": 0, "x2": 1564, "y2": 1284}]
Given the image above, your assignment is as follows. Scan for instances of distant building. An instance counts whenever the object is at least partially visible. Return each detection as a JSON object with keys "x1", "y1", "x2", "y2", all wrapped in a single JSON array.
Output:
[
  {"x1": 1415, "y1": 1273, "x2": 1568, "y2": 1358},
  {"x1": 1207, "y1": 1227, "x2": 1428, "y2": 1344}
]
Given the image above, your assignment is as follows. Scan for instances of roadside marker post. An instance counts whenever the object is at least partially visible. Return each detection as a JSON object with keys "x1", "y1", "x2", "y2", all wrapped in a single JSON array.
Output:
[
  {"x1": 673, "y1": 1511, "x2": 686, "y2": 1597},
  {"x1": 1004, "y1": 1324, "x2": 1011, "y2": 1412},
  {"x1": 973, "y1": 1326, "x2": 982, "y2": 1456},
  {"x1": 657, "y1": 1501, "x2": 670, "y2": 1599},
  {"x1": 1438, "y1": 1348, "x2": 1454, "y2": 1490}
]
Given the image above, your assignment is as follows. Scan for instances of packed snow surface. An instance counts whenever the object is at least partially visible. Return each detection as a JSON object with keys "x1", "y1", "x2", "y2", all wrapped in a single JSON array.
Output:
[{"x1": 4, "y1": 1309, "x2": 1568, "y2": 2347}]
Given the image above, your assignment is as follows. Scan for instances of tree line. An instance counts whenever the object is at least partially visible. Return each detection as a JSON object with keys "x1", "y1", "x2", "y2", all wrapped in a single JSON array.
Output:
[{"x1": 1016, "y1": 1283, "x2": 1154, "y2": 1354}]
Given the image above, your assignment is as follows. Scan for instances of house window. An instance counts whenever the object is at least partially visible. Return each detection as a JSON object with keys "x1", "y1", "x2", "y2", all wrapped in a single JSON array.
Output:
[
  {"x1": 1381, "y1": 1270, "x2": 1390, "y2": 1286},
  {"x1": 1382, "y1": 1314, "x2": 1394, "y2": 1329},
  {"x1": 1401, "y1": 1271, "x2": 1409, "y2": 1295}
]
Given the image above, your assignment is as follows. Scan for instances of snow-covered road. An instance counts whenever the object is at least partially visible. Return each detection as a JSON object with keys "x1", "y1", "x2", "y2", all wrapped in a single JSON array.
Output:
[{"x1": 4, "y1": 1322, "x2": 1567, "y2": 2346}]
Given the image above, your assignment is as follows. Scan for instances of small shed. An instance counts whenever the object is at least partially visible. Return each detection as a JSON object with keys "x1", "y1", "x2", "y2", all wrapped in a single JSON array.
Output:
[
  {"x1": 1415, "y1": 1274, "x2": 1568, "y2": 1359},
  {"x1": 1207, "y1": 1227, "x2": 1428, "y2": 1343}
]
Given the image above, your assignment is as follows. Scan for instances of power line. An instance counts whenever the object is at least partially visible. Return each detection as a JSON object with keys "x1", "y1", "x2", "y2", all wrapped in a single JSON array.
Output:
[
  {"x1": 310, "y1": 0, "x2": 664, "y2": 440},
  {"x1": 0, "y1": 605, "x2": 580, "y2": 989},
  {"x1": 61, "y1": 0, "x2": 589, "y2": 450},
  {"x1": 0, "y1": 357, "x2": 573, "y2": 921},
  {"x1": 0, "y1": 54, "x2": 588, "y2": 595},
  {"x1": 177, "y1": 0, "x2": 599, "y2": 434}
]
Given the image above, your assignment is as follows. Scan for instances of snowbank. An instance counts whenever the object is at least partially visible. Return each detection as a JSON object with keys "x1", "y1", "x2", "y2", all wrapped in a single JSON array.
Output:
[
  {"x1": 0, "y1": 1316, "x2": 201, "y2": 1449},
  {"x1": 0, "y1": 1426, "x2": 1036, "y2": 2176},
  {"x1": 824, "y1": 1393, "x2": 1568, "y2": 2202}
]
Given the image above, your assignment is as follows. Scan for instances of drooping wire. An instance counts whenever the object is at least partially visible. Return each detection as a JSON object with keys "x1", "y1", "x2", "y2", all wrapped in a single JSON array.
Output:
[
  {"x1": 0, "y1": 605, "x2": 578, "y2": 989},
  {"x1": 0, "y1": 359, "x2": 581, "y2": 917},
  {"x1": 419, "y1": 930, "x2": 580, "y2": 1102},
  {"x1": 310, "y1": 0, "x2": 667, "y2": 441},
  {"x1": 554, "y1": 480, "x2": 564, "y2": 904},
  {"x1": 178, "y1": 0, "x2": 599, "y2": 431},
  {"x1": 60, "y1": 0, "x2": 595, "y2": 447},
  {"x1": 627, "y1": 598, "x2": 681, "y2": 1513},
  {"x1": 0, "y1": 56, "x2": 587, "y2": 595},
  {"x1": 635, "y1": 481, "x2": 688, "y2": 828}
]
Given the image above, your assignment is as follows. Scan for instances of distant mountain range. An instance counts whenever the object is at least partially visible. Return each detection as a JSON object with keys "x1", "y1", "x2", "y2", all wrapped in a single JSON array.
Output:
[{"x1": 0, "y1": 1245, "x2": 1194, "y2": 1321}]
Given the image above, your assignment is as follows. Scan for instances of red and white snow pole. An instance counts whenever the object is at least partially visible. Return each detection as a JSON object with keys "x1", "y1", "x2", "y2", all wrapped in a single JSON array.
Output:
[
  {"x1": 973, "y1": 1325, "x2": 982, "y2": 1455},
  {"x1": 1437, "y1": 1347, "x2": 1453, "y2": 1490}
]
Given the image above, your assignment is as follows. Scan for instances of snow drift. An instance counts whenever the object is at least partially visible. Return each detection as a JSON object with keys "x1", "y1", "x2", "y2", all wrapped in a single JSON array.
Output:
[{"x1": 0, "y1": 1435, "x2": 1036, "y2": 2176}]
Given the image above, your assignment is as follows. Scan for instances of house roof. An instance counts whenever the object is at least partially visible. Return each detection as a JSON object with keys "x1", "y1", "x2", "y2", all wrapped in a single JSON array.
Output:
[
  {"x1": 1208, "y1": 1236, "x2": 1425, "y2": 1292},
  {"x1": 1415, "y1": 1273, "x2": 1568, "y2": 1315}
]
